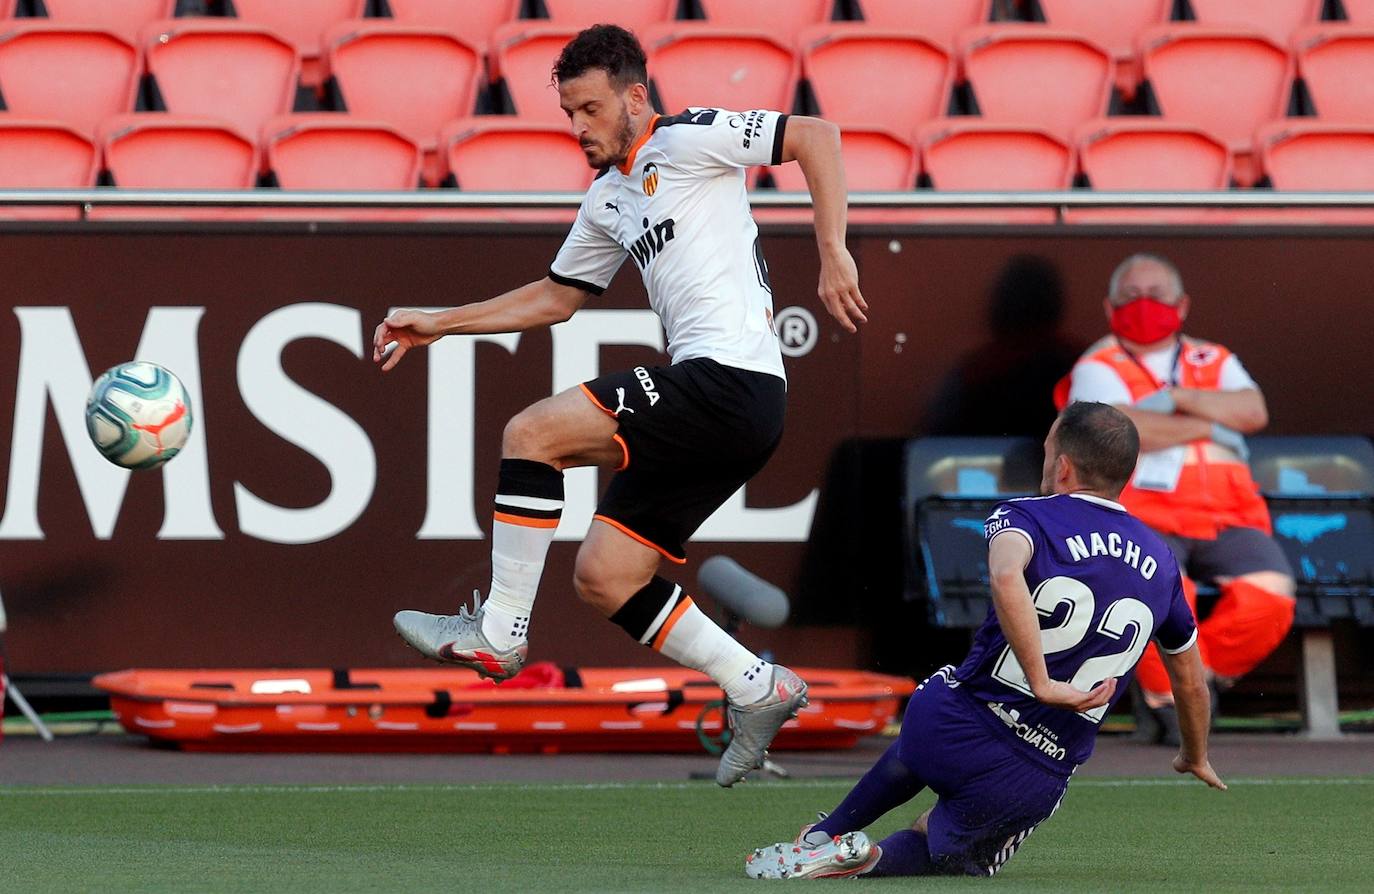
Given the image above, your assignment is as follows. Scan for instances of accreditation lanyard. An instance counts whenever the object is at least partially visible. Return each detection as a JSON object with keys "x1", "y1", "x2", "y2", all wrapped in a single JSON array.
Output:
[{"x1": 1117, "y1": 338, "x2": 1183, "y2": 391}]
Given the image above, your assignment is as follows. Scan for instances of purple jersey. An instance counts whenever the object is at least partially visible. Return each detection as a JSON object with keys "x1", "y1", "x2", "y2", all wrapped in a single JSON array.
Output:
[{"x1": 951, "y1": 493, "x2": 1197, "y2": 773}]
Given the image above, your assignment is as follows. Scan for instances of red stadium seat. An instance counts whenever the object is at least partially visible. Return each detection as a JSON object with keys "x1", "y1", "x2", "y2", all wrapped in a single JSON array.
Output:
[
  {"x1": 695, "y1": 0, "x2": 832, "y2": 45},
  {"x1": 542, "y1": 0, "x2": 677, "y2": 31},
  {"x1": 960, "y1": 26, "x2": 1114, "y2": 142},
  {"x1": 142, "y1": 20, "x2": 300, "y2": 141},
  {"x1": 1186, "y1": 0, "x2": 1324, "y2": 46},
  {"x1": 0, "y1": 0, "x2": 12, "y2": 15},
  {"x1": 1295, "y1": 26, "x2": 1374, "y2": 124},
  {"x1": 99, "y1": 114, "x2": 259, "y2": 187},
  {"x1": 917, "y1": 120, "x2": 1073, "y2": 223},
  {"x1": 1070, "y1": 118, "x2": 1232, "y2": 224},
  {"x1": 1254, "y1": 120, "x2": 1374, "y2": 223},
  {"x1": 1035, "y1": 0, "x2": 1171, "y2": 98},
  {"x1": 491, "y1": 22, "x2": 580, "y2": 122},
  {"x1": 770, "y1": 126, "x2": 915, "y2": 190},
  {"x1": 799, "y1": 25, "x2": 953, "y2": 140},
  {"x1": 39, "y1": 0, "x2": 174, "y2": 45},
  {"x1": 1344, "y1": 0, "x2": 1374, "y2": 23},
  {"x1": 0, "y1": 119, "x2": 98, "y2": 219},
  {"x1": 230, "y1": 0, "x2": 365, "y2": 90},
  {"x1": 1138, "y1": 25, "x2": 1294, "y2": 186},
  {"x1": 442, "y1": 118, "x2": 595, "y2": 191},
  {"x1": 643, "y1": 24, "x2": 798, "y2": 117},
  {"x1": 324, "y1": 21, "x2": 484, "y2": 184},
  {"x1": 0, "y1": 24, "x2": 138, "y2": 135},
  {"x1": 263, "y1": 113, "x2": 421, "y2": 189},
  {"x1": 850, "y1": 0, "x2": 991, "y2": 49},
  {"x1": 386, "y1": 0, "x2": 520, "y2": 48}
]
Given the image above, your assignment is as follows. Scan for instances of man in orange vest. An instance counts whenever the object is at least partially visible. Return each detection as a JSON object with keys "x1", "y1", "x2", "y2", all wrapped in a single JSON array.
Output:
[{"x1": 1061, "y1": 253, "x2": 1294, "y2": 743}]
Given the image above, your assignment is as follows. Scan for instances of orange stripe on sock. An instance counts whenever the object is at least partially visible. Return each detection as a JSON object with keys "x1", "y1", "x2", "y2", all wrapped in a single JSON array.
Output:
[
  {"x1": 613, "y1": 433, "x2": 630, "y2": 471},
  {"x1": 652, "y1": 596, "x2": 695, "y2": 651},
  {"x1": 579, "y1": 383, "x2": 617, "y2": 419},
  {"x1": 592, "y1": 514, "x2": 687, "y2": 564},
  {"x1": 493, "y1": 511, "x2": 559, "y2": 529}
]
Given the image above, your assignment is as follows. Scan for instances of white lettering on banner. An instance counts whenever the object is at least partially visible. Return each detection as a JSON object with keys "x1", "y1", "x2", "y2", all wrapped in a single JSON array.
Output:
[
  {"x1": 550, "y1": 310, "x2": 665, "y2": 540},
  {"x1": 233, "y1": 304, "x2": 376, "y2": 544},
  {"x1": 415, "y1": 321, "x2": 521, "y2": 540},
  {"x1": 0, "y1": 306, "x2": 222, "y2": 541}
]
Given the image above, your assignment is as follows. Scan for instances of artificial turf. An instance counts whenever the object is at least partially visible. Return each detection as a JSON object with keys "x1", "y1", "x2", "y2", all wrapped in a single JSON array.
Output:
[{"x1": 3, "y1": 777, "x2": 1370, "y2": 892}]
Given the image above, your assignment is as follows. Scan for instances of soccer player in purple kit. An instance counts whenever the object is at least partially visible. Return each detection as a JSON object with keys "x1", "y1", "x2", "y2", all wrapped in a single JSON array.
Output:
[{"x1": 746, "y1": 401, "x2": 1226, "y2": 880}]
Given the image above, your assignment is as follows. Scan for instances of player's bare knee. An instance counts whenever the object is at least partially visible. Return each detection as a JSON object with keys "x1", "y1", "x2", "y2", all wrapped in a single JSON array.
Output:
[
  {"x1": 572, "y1": 552, "x2": 614, "y2": 611},
  {"x1": 502, "y1": 411, "x2": 549, "y2": 462}
]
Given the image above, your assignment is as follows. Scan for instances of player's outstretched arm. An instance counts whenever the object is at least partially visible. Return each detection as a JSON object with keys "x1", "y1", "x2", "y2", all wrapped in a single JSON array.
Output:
[
  {"x1": 372, "y1": 277, "x2": 592, "y2": 371},
  {"x1": 1162, "y1": 644, "x2": 1227, "y2": 790},
  {"x1": 988, "y1": 533, "x2": 1117, "y2": 713},
  {"x1": 779, "y1": 116, "x2": 867, "y2": 334}
]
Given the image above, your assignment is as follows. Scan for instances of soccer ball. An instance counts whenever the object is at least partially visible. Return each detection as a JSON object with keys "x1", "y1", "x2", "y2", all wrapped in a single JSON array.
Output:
[{"x1": 85, "y1": 362, "x2": 193, "y2": 470}]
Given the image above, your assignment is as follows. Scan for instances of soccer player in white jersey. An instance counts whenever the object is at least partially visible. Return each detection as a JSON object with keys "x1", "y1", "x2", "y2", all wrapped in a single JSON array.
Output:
[{"x1": 374, "y1": 25, "x2": 866, "y2": 786}]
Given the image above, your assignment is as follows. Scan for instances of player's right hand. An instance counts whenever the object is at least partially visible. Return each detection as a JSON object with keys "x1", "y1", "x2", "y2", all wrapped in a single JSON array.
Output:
[
  {"x1": 1032, "y1": 677, "x2": 1117, "y2": 713},
  {"x1": 373, "y1": 309, "x2": 443, "y2": 371},
  {"x1": 1173, "y1": 754, "x2": 1228, "y2": 790}
]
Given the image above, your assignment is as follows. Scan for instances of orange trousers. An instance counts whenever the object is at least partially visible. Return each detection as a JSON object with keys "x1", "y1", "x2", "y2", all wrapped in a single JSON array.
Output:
[{"x1": 1135, "y1": 577, "x2": 1296, "y2": 696}]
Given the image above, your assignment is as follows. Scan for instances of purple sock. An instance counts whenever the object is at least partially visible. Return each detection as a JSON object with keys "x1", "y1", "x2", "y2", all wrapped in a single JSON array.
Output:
[
  {"x1": 812, "y1": 741, "x2": 926, "y2": 840},
  {"x1": 868, "y1": 829, "x2": 937, "y2": 877}
]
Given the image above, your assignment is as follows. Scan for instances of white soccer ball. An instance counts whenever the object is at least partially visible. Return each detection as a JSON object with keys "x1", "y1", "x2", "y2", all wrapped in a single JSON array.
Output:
[{"x1": 85, "y1": 361, "x2": 193, "y2": 470}]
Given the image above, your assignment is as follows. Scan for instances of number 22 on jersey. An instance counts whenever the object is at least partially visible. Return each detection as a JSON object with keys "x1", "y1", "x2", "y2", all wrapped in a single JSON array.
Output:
[{"x1": 991, "y1": 576, "x2": 1156, "y2": 723}]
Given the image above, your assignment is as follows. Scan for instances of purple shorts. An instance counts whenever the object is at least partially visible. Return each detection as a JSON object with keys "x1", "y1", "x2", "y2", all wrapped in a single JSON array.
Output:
[{"x1": 897, "y1": 669, "x2": 1071, "y2": 876}]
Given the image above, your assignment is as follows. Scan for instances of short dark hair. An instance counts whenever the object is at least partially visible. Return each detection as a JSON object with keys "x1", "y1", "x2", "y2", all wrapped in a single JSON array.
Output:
[
  {"x1": 1053, "y1": 402, "x2": 1140, "y2": 495},
  {"x1": 552, "y1": 24, "x2": 648, "y2": 91}
]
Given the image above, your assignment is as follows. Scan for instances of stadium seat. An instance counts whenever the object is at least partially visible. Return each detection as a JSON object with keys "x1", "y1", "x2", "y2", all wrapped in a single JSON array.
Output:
[
  {"x1": 770, "y1": 126, "x2": 916, "y2": 191},
  {"x1": 262, "y1": 114, "x2": 421, "y2": 189},
  {"x1": 1186, "y1": 0, "x2": 1324, "y2": 46},
  {"x1": 442, "y1": 118, "x2": 595, "y2": 191},
  {"x1": 917, "y1": 120, "x2": 1073, "y2": 222},
  {"x1": 1294, "y1": 26, "x2": 1374, "y2": 124},
  {"x1": 959, "y1": 26, "x2": 1114, "y2": 142},
  {"x1": 541, "y1": 0, "x2": 677, "y2": 31},
  {"x1": 850, "y1": 0, "x2": 991, "y2": 49},
  {"x1": 0, "y1": 0, "x2": 12, "y2": 16},
  {"x1": 1343, "y1": 0, "x2": 1374, "y2": 22},
  {"x1": 38, "y1": 0, "x2": 174, "y2": 45},
  {"x1": 324, "y1": 21, "x2": 484, "y2": 184},
  {"x1": 0, "y1": 23, "x2": 138, "y2": 135},
  {"x1": 142, "y1": 19, "x2": 300, "y2": 141},
  {"x1": 1253, "y1": 120, "x2": 1374, "y2": 223},
  {"x1": 386, "y1": 0, "x2": 520, "y2": 48},
  {"x1": 799, "y1": 25, "x2": 953, "y2": 141},
  {"x1": 695, "y1": 0, "x2": 833, "y2": 45},
  {"x1": 1070, "y1": 119, "x2": 1232, "y2": 224},
  {"x1": 491, "y1": 22, "x2": 580, "y2": 122},
  {"x1": 99, "y1": 114, "x2": 259, "y2": 188},
  {"x1": 229, "y1": 0, "x2": 365, "y2": 90},
  {"x1": 0, "y1": 119, "x2": 98, "y2": 220},
  {"x1": 643, "y1": 24, "x2": 798, "y2": 117},
  {"x1": 1138, "y1": 25, "x2": 1294, "y2": 186},
  {"x1": 1034, "y1": 0, "x2": 1171, "y2": 98}
]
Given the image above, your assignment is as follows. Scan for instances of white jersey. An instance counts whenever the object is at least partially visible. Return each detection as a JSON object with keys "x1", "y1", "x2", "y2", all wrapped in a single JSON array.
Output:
[{"x1": 549, "y1": 107, "x2": 789, "y2": 381}]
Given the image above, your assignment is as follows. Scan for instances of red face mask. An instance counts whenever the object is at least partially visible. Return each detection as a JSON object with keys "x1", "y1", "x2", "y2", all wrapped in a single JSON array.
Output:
[{"x1": 1110, "y1": 298, "x2": 1182, "y2": 345}]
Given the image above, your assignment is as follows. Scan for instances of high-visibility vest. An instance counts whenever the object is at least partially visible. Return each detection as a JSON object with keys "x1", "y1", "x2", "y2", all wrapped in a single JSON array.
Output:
[{"x1": 1065, "y1": 336, "x2": 1271, "y2": 539}]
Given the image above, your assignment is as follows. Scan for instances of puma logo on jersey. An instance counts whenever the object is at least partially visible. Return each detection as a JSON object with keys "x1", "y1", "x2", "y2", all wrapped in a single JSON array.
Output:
[
  {"x1": 604, "y1": 201, "x2": 619, "y2": 213},
  {"x1": 628, "y1": 217, "x2": 677, "y2": 270},
  {"x1": 613, "y1": 387, "x2": 635, "y2": 416},
  {"x1": 633, "y1": 367, "x2": 660, "y2": 406}
]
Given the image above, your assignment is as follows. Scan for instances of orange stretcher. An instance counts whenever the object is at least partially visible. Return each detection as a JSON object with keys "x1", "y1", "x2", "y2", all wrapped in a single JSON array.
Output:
[{"x1": 94, "y1": 664, "x2": 914, "y2": 753}]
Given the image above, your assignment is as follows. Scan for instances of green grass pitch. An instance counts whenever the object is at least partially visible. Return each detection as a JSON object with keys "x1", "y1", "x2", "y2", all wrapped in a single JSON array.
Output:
[{"x1": 3, "y1": 777, "x2": 1371, "y2": 892}]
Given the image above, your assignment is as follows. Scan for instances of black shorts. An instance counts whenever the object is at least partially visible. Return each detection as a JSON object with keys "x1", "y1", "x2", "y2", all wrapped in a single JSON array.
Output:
[
  {"x1": 579, "y1": 358, "x2": 786, "y2": 564},
  {"x1": 1159, "y1": 526, "x2": 1294, "y2": 580}
]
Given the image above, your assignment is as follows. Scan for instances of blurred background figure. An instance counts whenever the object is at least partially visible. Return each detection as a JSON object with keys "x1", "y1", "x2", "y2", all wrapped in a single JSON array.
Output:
[{"x1": 926, "y1": 255, "x2": 1085, "y2": 437}]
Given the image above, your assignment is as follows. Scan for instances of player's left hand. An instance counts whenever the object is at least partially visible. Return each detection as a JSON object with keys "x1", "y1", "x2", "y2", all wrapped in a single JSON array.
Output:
[
  {"x1": 817, "y1": 247, "x2": 867, "y2": 333},
  {"x1": 1033, "y1": 677, "x2": 1117, "y2": 713}
]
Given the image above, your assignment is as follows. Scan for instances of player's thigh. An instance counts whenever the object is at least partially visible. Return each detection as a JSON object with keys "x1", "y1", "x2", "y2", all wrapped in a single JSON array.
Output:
[
  {"x1": 504, "y1": 385, "x2": 622, "y2": 469},
  {"x1": 1192, "y1": 526, "x2": 1294, "y2": 584},
  {"x1": 925, "y1": 754, "x2": 1069, "y2": 877}
]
